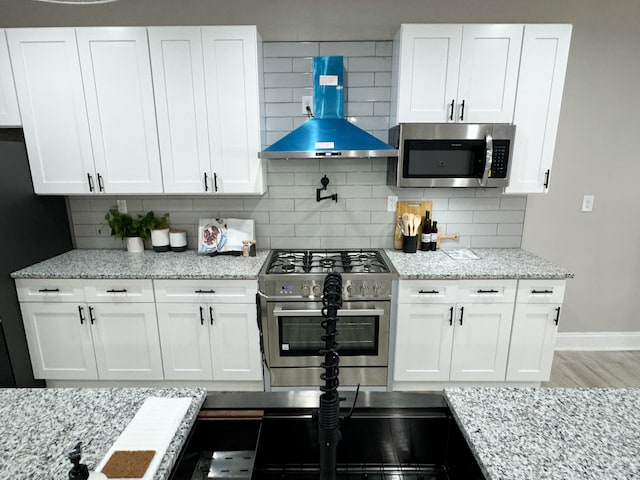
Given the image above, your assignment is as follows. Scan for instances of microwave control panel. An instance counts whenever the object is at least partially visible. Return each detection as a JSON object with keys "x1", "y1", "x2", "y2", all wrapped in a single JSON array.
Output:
[{"x1": 490, "y1": 140, "x2": 510, "y2": 178}]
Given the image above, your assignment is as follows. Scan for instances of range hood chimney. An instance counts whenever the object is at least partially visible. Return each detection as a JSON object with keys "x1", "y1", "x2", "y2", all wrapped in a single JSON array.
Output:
[{"x1": 260, "y1": 56, "x2": 398, "y2": 159}]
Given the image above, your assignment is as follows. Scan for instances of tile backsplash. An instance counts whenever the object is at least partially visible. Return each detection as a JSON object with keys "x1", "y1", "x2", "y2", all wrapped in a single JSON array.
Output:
[{"x1": 68, "y1": 40, "x2": 526, "y2": 251}]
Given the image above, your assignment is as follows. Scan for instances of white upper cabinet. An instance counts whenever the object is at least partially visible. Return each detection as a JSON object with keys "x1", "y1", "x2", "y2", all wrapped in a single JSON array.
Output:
[
  {"x1": 149, "y1": 26, "x2": 265, "y2": 194},
  {"x1": 506, "y1": 25, "x2": 572, "y2": 194},
  {"x1": 393, "y1": 24, "x2": 523, "y2": 124},
  {"x1": 76, "y1": 27, "x2": 163, "y2": 194},
  {"x1": 7, "y1": 28, "x2": 96, "y2": 194},
  {"x1": 0, "y1": 30, "x2": 21, "y2": 126}
]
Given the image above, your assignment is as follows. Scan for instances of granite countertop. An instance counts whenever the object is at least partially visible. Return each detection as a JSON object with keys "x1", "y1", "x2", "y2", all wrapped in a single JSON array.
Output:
[
  {"x1": 0, "y1": 387, "x2": 206, "y2": 480},
  {"x1": 444, "y1": 387, "x2": 640, "y2": 480},
  {"x1": 386, "y1": 248, "x2": 573, "y2": 279},
  {"x1": 11, "y1": 249, "x2": 270, "y2": 280}
]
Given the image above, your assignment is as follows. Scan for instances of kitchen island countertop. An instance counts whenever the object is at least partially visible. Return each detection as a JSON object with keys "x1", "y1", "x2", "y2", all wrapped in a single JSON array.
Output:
[
  {"x1": 0, "y1": 387, "x2": 206, "y2": 480},
  {"x1": 444, "y1": 387, "x2": 640, "y2": 480},
  {"x1": 11, "y1": 248, "x2": 270, "y2": 280},
  {"x1": 386, "y1": 248, "x2": 573, "y2": 279}
]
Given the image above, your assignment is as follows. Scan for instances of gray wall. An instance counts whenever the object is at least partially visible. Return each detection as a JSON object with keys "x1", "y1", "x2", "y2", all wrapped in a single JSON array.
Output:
[{"x1": 3, "y1": 0, "x2": 639, "y2": 334}]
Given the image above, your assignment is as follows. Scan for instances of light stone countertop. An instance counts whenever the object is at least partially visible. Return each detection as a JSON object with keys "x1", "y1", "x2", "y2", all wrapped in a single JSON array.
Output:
[
  {"x1": 444, "y1": 387, "x2": 640, "y2": 480},
  {"x1": 0, "y1": 387, "x2": 206, "y2": 480},
  {"x1": 385, "y1": 248, "x2": 573, "y2": 279},
  {"x1": 11, "y1": 249, "x2": 270, "y2": 280}
]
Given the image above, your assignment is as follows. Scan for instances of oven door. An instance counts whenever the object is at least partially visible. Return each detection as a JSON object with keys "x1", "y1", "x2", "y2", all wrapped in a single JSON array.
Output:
[{"x1": 264, "y1": 301, "x2": 390, "y2": 368}]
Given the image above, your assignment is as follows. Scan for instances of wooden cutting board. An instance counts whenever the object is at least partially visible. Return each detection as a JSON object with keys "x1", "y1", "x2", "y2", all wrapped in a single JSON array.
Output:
[{"x1": 394, "y1": 200, "x2": 432, "y2": 249}]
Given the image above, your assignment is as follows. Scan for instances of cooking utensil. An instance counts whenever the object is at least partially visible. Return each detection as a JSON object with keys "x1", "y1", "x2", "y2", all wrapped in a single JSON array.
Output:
[{"x1": 393, "y1": 201, "x2": 432, "y2": 249}]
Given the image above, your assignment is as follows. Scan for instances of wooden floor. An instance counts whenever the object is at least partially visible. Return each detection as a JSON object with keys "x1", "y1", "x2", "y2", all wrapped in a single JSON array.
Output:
[{"x1": 542, "y1": 350, "x2": 640, "y2": 388}]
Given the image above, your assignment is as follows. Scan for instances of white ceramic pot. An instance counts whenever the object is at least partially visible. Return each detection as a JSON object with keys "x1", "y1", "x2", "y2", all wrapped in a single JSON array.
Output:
[
  {"x1": 126, "y1": 236, "x2": 144, "y2": 253},
  {"x1": 169, "y1": 229, "x2": 188, "y2": 252},
  {"x1": 151, "y1": 227, "x2": 171, "y2": 252}
]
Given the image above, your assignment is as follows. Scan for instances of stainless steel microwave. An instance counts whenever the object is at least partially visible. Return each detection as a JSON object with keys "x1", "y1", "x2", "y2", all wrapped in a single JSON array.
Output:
[{"x1": 387, "y1": 123, "x2": 516, "y2": 188}]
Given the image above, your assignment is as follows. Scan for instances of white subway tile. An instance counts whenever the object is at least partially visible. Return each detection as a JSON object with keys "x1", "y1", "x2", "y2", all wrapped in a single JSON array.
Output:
[
  {"x1": 446, "y1": 223, "x2": 497, "y2": 236},
  {"x1": 475, "y1": 188, "x2": 504, "y2": 198},
  {"x1": 346, "y1": 102, "x2": 375, "y2": 116},
  {"x1": 266, "y1": 117, "x2": 294, "y2": 132},
  {"x1": 500, "y1": 196, "x2": 527, "y2": 210},
  {"x1": 473, "y1": 210, "x2": 525, "y2": 223},
  {"x1": 164, "y1": 212, "x2": 203, "y2": 225},
  {"x1": 68, "y1": 197, "x2": 92, "y2": 212},
  {"x1": 264, "y1": 88, "x2": 293, "y2": 103},
  {"x1": 256, "y1": 224, "x2": 295, "y2": 237},
  {"x1": 449, "y1": 198, "x2": 500, "y2": 211},
  {"x1": 263, "y1": 42, "x2": 319, "y2": 57},
  {"x1": 256, "y1": 237, "x2": 271, "y2": 249},
  {"x1": 74, "y1": 224, "x2": 97, "y2": 237},
  {"x1": 72, "y1": 212, "x2": 110, "y2": 224},
  {"x1": 193, "y1": 198, "x2": 244, "y2": 211},
  {"x1": 440, "y1": 236, "x2": 471, "y2": 249},
  {"x1": 320, "y1": 42, "x2": 376, "y2": 56},
  {"x1": 370, "y1": 211, "x2": 395, "y2": 223},
  {"x1": 295, "y1": 171, "x2": 346, "y2": 186},
  {"x1": 271, "y1": 236, "x2": 321, "y2": 249},
  {"x1": 294, "y1": 198, "x2": 346, "y2": 212},
  {"x1": 346, "y1": 198, "x2": 387, "y2": 211},
  {"x1": 320, "y1": 211, "x2": 371, "y2": 224},
  {"x1": 269, "y1": 186, "x2": 315, "y2": 199},
  {"x1": 347, "y1": 87, "x2": 391, "y2": 102},
  {"x1": 264, "y1": 72, "x2": 312, "y2": 89},
  {"x1": 321, "y1": 237, "x2": 371, "y2": 249},
  {"x1": 244, "y1": 198, "x2": 295, "y2": 212},
  {"x1": 426, "y1": 188, "x2": 475, "y2": 198},
  {"x1": 348, "y1": 57, "x2": 392, "y2": 72},
  {"x1": 347, "y1": 116, "x2": 389, "y2": 131},
  {"x1": 429, "y1": 198, "x2": 449, "y2": 211},
  {"x1": 345, "y1": 72, "x2": 375, "y2": 88},
  {"x1": 296, "y1": 224, "x2": 346, "y2": 236},
  {"x1": 265, "y1": 102, "x2": 303, "y2": 117},
  {"x1": 218, "y1": 212, "x2": 271, "y2": 225},
  {"x1": 375, "y1": 41, "x2": 393, "y2": 57},
  {"x1": 268, "y1": 158, "x2": 320, "y2": 172},
  {"x1": 266, "y1": 172, "x2": 295, "y2": 186},
  {"x1": 334, "y1": 185, "x2": 371, "y2": 198},
  {"x1": 371, "y1": 236, "x2": 394, "y2": 248},
  {"x1": 292, "y1": 57, "x2": 313, "y2": 72},
  {"x1": 497, "y1": 223, "x2": 524, "y2": 236},
  {"x1": 373, "y1": 102, "x2": 391, "y2": 116},
  {"x1": 432, "y1": 211, "x2": 473, "y2": 223},
  {"x1": 266, "y1": 131, "x2": 291, "y2": 145},
  {"x1": 471, "y1": 236, "x2": 521, "y2": 248},
  {"x1": 142, "y1": 198, "x2": 194, "y2": 212},
  {"x1": 167, "y1": 224, "x2": 196, "y2": 237},
  {"x1": 371, "y1": 158, "x2": 387, "y2": 172},
  {"x1": 270, "y1": 212, "x2": 320, "y2": 224},
  {"x1": 321, "y1": 158, "x2": 372, "y2": 173},
  {"x1": 75, "y1": 237, "x2": 122, "y2": 249},
  {"x1": 345, "y1": 172, "x2": 387, "y2": 186},
  {"x1": 263, "y1": 58, "x2": 293, "y2": 73},
  {"x1": 346, "y1": 223, "x2": 390, "y2": 236},
  {"x1": 375, "y1": 72, "x2": 392, "y2": 87}
]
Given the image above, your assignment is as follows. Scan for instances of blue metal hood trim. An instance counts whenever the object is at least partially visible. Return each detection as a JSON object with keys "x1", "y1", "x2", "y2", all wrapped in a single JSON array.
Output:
[{"x1": 261, "y1": 56, "x2": 397, "y2": 159}]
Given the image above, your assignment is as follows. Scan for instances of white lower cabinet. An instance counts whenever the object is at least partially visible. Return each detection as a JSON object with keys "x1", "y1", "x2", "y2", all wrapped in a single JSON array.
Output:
[
  {"x1": 506, "y1": 280, "x2": 566, "y2": 381},
  {"x1": 157, "y1": 303, "x2": 262, "y2": 381},
  {"x1": 394, "y1": 280, "x2": 516, "y2": 386}
]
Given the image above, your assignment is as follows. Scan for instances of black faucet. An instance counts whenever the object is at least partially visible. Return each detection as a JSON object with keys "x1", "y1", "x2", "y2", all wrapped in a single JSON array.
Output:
[
  {"x1": 68, "y1": 442, "x2": 90, "y2": 480},
  {"x1": 318, "y1": 272, "x2": 343, "y2": 480}
]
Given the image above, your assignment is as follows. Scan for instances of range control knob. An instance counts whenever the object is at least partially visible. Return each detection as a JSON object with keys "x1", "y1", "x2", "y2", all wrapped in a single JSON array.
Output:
[
  {"x1": 312, "y1": 285, "x2": 322, "y2": 297},
  {"x1": 301, "y1": 284, "x2": 310, "y2": 297},
  {"x1": 346, "y1": 283, "x2": 355, "y2": 296},
  {"x1": 360, "y1": 283, "x2": 369, "y2": 296},
  {"x1": 373, "y1": 284, "x2": 381, "y2": 297}
]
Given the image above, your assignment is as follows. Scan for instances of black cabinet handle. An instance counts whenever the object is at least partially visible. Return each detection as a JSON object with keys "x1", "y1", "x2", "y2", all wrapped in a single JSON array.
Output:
[
  {"x1": 449, "y1": 99, "x2": 455, "y2": 121},
  {"x1": 459, "y1": 306, "x2": 464, "y2": 325},
  {"x1": 38, "y1": 288, "x2": 60, "y2": 293},
  {"x1": 418, "y1": 289, "x2": 440, "y2": 294},
  {"x1": 554, "y1": 307, "x2": 561, "y2": 326},
  {"x1": 106, "y1": 289, "x2": 127, "y2": 293},
  {"x1": 209, "y1": 306, "x2": 214, "y2": 325},
  {"x1": 195, "y1": 289, "x2": 216, "y2": 294},
  {"x1": 531, "y1": 289, "x2": 553, "y2": 295},
  {"x1": 78, "y1": 306, "x2": 85, "y2": 325},
  {"x1": 477, "y1": 289, "x2": 499, "y2": 294},
  {"x1": 97, "y1": 173, "x2": 104, "y2": 192},
  {"x1": 544, "y1": 169, "x2": 550, "y2": 189},
  {"x1": 199, "y1": 306, "x2": 205, "y2": 325},
  {"x1": 204, "y1": 172, "x2": 209, "y2": 192},
  {"x1": 88, "y1": 306, "x2": 96, "y2": 325},
  {"x1": 448, "y1": 306, "x2": 454, "y2": 326},
  {"x1": 459, "y1": 100, "x2": 465, "y2": 121},
  {"x1": 214, "y1": 173, "x2": 219, "y2": 192},
  {"x1": 87, "y1": 173, "x2": 94, "y2": 192}
]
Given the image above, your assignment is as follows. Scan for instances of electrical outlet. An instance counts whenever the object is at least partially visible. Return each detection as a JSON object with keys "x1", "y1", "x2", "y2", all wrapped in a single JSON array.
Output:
[
  {"x1": 302, "y1": 95, "x2": 313, "y2": 115},
  {"x1": 387, "y1": 195, "x2": 398, "y2": 212},
  {"x1": 96, "y1": 223, "x2": 111, "y2": 237},
  {"x1": 116, "y1": 199, "x2": 127, "y2": 213},
  {"x1": 581, "y1": 194, "x2": 595, "y2": 212}
]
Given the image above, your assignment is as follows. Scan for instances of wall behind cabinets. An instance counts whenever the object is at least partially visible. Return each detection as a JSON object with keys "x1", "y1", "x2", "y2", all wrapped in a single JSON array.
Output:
[{"x1": 68, "y1": 40, "x2": 526, "y2": 251}]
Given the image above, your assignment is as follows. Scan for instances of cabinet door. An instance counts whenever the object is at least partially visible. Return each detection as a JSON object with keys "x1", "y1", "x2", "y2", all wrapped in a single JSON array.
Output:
[
  {"x1": 209, "y1": 303, "x2": 262, "y2": 381},
  {"x1": 89, "y1": 303, "x2": 163, "y2": 380},
  {"x1": 148, "y1": 27, "x2": 212, "y2": 194},
  {"x1": 202, "y1": 26, "x2": 265, "y2": 194},
  {"x1": 506, "y1": 303, "x2": 560, "y2": 381},
  {"x1": 20, "y1": 303, "x2": 97, "y2": 380},
  {"x1": 457, "y1": 24, "x2": 523, "y2": 123},
  {"x1": 450, "y1": 303, "x2": 514, "y2": 381},
  {"x1": 76, "y1": 27, "x2": 163, "y2": 194},
  {"x1": 506, "y1": 25, "x2": 572, "y2": 194},
  {"x1": 395, "y1": 24, "x2": 462, "y2": 123},
  {"x1": 156, "y1": 303, "x2": 213, "y2": 380},
  {"x1": 0, "y1": 30, "x2": 21, "y2": 126},
  {"x1": 394, "y1": 303, "x2": 455, "y2": 382},
  {"x1": 7, "y1": 28, "x2": 96, "y2": 194}
]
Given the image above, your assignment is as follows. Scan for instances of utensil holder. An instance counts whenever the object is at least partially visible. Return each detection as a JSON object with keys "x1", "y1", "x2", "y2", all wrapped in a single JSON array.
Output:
[{"x1": 402, "y1": 235, "x2": 418, "y2": 253}]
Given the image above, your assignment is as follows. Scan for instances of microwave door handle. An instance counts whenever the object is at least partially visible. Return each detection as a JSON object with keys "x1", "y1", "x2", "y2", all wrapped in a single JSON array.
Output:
[
  {"x1": 480, "y1": 133, "x2": 493, "y2": 187},
  {"x1": 272, "y1": 307, "x2": 385, "y2": 317}
]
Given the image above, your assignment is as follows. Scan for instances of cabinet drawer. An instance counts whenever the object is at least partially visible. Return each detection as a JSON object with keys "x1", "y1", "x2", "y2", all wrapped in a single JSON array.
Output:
[
  {"x1": 398, "y1": 281, "x2": 457, "y2": 304},
  {"x1": 154, "y1": 279, "x2": 257, "y2": 303},
  {"x1": 84, "y1": 279, "x2": 155, "y2": 303},
  {"x1": 516, "y1": 280, "x2": 566, "y2": 304},
  {"x1": 15, "y1": 279, "x2": 85, "y2": 303},
  {"x1": 456, "y1": 280, "x2": 517, "y2": 303}
]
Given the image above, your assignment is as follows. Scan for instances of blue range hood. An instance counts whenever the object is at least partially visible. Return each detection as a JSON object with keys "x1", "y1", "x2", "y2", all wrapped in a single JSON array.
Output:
[{"x1": 260, "y1": 56, "x2": 398, "y2": 159}]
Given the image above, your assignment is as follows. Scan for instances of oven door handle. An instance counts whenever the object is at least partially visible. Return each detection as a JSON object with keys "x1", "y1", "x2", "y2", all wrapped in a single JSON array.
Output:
[
  {"x1": 272, "y1": 307, "x2": 385, "y2": 317},
  {"x1": 479, "y1": 133, "x2": 493, "y2": 187}
]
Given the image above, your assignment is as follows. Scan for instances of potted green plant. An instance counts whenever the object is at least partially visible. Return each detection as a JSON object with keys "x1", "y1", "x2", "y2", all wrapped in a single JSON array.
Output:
[{"x1": 104, "y1": 209, "x2": 168, "y2": 253}]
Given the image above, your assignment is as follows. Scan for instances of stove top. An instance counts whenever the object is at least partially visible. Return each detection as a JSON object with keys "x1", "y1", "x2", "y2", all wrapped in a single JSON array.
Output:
[{"x1": 265, "y1": 249, "x2": 390, "y2": 275}]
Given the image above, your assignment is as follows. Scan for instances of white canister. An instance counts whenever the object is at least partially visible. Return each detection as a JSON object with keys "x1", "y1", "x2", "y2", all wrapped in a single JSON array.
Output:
[
  {"x1": 151, "y1": 228, "x2": 171, "y2": 252},
  {"x1": 126, "y1": 236, "x2": 144, "y2": 253},
  {"x1": 169, "y1": 229, "x2": 188, "y2": 252}
]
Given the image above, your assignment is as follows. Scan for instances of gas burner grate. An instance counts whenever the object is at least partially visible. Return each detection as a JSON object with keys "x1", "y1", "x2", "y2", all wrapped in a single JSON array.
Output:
[{"x1": 265, "y1": 250, "x2": 390, "y2": 275}]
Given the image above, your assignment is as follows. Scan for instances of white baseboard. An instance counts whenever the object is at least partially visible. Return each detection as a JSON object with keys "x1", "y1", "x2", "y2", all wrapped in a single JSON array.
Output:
[{"x1": 555, "y1": 332, "x2": 640, "y2": 351}]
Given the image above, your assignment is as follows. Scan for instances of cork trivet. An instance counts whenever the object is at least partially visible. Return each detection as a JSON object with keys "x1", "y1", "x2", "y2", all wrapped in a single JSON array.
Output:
[{"x1": 101, "y1": 450, "x2": 156, "y2": 478}]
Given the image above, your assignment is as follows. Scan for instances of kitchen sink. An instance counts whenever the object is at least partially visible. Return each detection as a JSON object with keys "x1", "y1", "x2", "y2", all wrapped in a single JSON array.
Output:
[{"x1": 169, "y1": 392, "x2": 485, "y2": 480}]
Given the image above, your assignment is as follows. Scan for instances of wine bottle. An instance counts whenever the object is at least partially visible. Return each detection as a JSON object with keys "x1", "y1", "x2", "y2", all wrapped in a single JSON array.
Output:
[
  {"x1": 430, "y1": 221, "x2": 438, "y2": 251},
  {"x1": 420, "y1": 211, "x2": 431, "y2": 251}
]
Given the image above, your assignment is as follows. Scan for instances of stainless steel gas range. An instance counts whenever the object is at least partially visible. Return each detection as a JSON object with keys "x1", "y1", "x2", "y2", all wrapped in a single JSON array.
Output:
[{"x1": 258, "y1": 249, "x2": 398, "y2": 390}]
